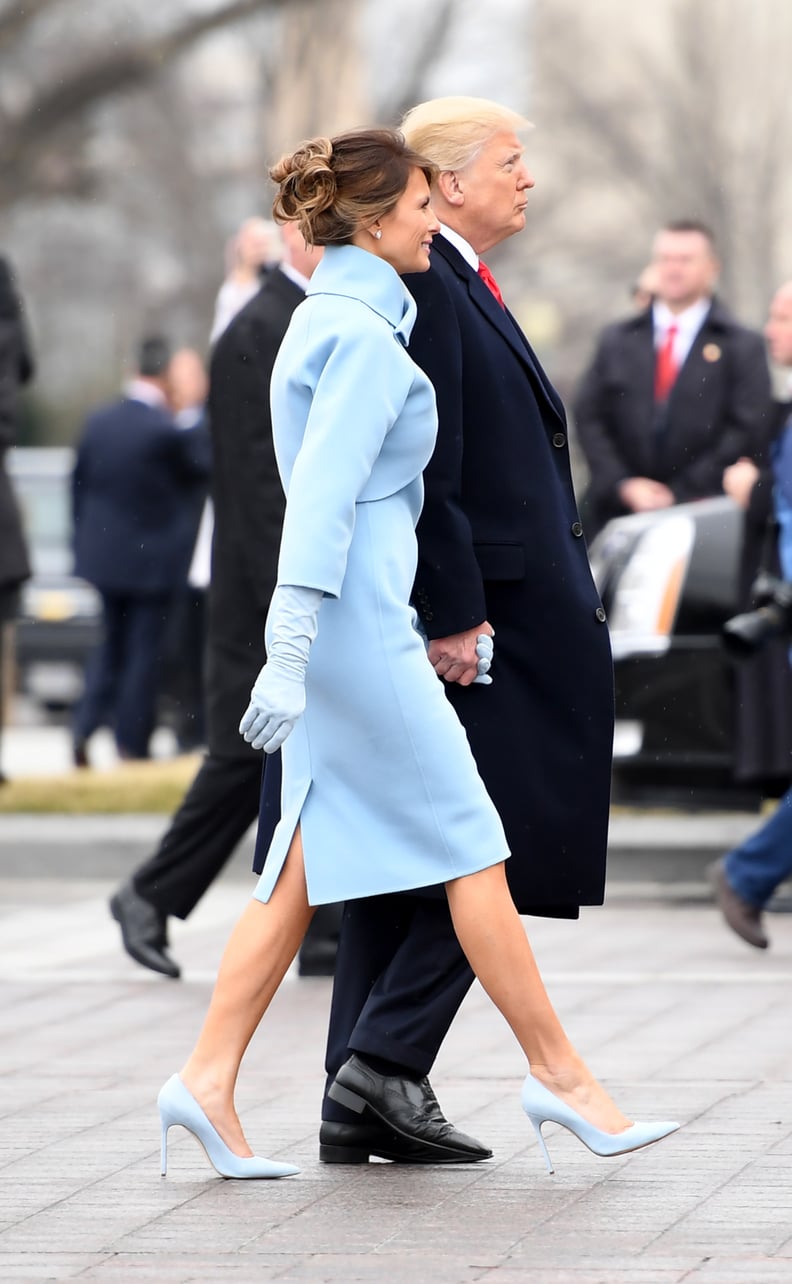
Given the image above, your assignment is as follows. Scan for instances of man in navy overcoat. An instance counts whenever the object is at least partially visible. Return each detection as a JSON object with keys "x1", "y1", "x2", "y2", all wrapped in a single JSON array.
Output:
[
  {"x1": 72, "y1": 338, "x2": 210, "y2": 761},
  {"x1": 320, "y1": 98, "x2": 615, "y2": 1165}
]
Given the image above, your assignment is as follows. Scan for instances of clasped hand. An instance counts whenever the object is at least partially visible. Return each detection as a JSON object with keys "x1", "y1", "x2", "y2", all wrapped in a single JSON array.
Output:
[
  {"x1": 427, "y1": 622, "x2": 495, "y2": 686},
  {"x1": 239, "y1": 660, "x2": 306, "y2": 753}
]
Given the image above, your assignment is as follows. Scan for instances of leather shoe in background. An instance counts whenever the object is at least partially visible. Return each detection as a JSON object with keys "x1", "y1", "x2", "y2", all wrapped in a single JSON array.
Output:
[
  {"x1": 109, "y1": 881, "x2": 181, "y2": 978},
  {"x1": 328, "y1": 1053, "x2": 492, "y2": 1162},
  {"x1": 298, "y1": 938, "x2": 338, "y2": 977},
  {"x1": 708, "y1": 858, "x2": 769, "y2": 950}
]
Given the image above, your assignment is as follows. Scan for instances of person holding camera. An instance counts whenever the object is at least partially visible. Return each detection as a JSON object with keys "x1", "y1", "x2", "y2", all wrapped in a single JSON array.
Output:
[{"x1": 711, "y1": 280, "x2": 792, "y2": 949}]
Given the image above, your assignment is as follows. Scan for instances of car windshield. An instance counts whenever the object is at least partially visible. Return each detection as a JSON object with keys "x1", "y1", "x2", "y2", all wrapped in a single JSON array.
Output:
[{"x1": 12, "y1": 467, "x2": 73, "y2": 577}]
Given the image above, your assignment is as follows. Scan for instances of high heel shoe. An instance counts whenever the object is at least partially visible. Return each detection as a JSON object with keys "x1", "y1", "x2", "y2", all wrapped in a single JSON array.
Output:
[
  {"x1": 521, "y1": 1072, "x2": 679, "y2": 1174},
  {"x1": 157, "y1": 1074, "x2": 299, "y2": 1179}
]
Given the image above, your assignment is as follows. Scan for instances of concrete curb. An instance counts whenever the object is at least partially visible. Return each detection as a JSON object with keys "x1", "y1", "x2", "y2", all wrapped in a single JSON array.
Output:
[{"x1": 0, "y1": 810, "x2": 764, "y2": 883}]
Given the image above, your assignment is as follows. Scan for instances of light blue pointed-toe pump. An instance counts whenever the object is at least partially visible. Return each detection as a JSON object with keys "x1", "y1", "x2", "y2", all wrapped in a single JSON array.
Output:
[
  {"x1": 521, "y1": 1072, "x2": 679, "y2": 1174},
  {"x1": 157, "y1": 1074, "x2": 299, "y2": 1179}
]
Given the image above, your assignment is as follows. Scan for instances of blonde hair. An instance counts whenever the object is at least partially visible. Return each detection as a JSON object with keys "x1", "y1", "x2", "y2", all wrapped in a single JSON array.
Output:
[
  {"x1": 401, "y1": 97, "x2": 531, "y2": 173},
  {"x1": 270, "y1": 129, "x2": 436, "y2": 247}
]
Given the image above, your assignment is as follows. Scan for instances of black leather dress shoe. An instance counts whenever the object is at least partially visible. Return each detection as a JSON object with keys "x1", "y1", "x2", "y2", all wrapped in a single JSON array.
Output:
[
  {"x1": 109, "y1": 882, "x2": 181, "y2": 979},
  {"x1": 319, "y1": 1118, "x2": 485, "y2": 1164},
  {"x1": 327, "y1": 1054, "x2": 492, "y2": 1162}
]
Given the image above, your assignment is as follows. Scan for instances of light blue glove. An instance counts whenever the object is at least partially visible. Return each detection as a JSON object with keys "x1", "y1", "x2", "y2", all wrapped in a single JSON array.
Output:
[
  {"x1": 473, "y1": 631, "x2": 494, "y2": 685},
  {"x1": 239, "y1": 585, "x2": 323, "y2": 753}
]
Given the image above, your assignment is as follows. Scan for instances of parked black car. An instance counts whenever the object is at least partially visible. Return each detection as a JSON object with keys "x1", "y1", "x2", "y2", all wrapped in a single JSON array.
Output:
[
  {"x1": 8, "y1": 447, "x2": 101, "y2": 710},
  {"x1": 588, "y1": 496, "x2": 756, "y2": 803}
]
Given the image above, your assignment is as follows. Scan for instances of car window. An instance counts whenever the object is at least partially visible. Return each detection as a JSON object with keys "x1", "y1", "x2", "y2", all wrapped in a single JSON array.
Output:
[{"x1": 11, "y1": 464, "x2": 73, "y2": 576}]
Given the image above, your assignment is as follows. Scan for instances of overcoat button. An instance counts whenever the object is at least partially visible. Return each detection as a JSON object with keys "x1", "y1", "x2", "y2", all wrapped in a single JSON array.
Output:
[
  {"x1": 595, "y1": 606, "x2": 606, "y2": 623},
  {"x1": 425, "y1": 611, "x2": 434, "y2": 621},
  {"x1": 571, "y1": 521, "x2": 583, "y2": 537},
  {"x1": 552, "y1": 432, "x2": 566, "y2": 448}
]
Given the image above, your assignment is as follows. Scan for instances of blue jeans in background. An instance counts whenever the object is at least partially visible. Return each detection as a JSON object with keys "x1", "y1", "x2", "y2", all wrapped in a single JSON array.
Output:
[{"x1": 725, "y1": 785, "x2": 792, "y2": 908}]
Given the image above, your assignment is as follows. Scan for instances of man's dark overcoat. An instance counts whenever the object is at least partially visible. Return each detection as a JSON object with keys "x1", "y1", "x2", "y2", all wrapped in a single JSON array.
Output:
[
  {"x1": 72, "y1": 398, "x2": 209, "y2": 594},
  {"x1": 205, "y1": 267, "x2": 304, "y2": 758},
  {"x1": 0, "y1": 257, "x2": 34, "y2": 595},
  {"x1": 574, "y1": 298, "x2": 772, "y2": 536},
  {"x1": 406, "y1": 235, "x2": 614, "y2": 913},
  {"x1": 732, "y1": 400, "x2": 792, "y2": 786}
]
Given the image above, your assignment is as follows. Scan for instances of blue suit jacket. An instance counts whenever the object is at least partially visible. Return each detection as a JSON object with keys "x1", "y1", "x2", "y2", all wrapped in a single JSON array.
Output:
[{"x1": 72, "y1": 395, "x2": 210, "y2": 595}]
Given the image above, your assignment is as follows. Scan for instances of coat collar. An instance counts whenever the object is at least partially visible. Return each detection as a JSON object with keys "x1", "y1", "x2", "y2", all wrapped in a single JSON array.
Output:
[
  {"x1": 625, "y1": 294, "x2": 733, "y2": 335},
  {"x1": 430, "y1": 234, "x2": 566, "y2": 425},
  {"x1": 306, "y1": 243, "x2": 417, "y2": 345}
]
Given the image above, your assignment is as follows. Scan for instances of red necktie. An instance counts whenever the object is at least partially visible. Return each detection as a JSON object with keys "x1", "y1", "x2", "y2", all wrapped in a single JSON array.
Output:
[
  {"x1": 654, "y1": 322, "x2": 679, "y2": 402},
  {"x1": 477, "y1": 261, "x2": 505, "y2": 309}
]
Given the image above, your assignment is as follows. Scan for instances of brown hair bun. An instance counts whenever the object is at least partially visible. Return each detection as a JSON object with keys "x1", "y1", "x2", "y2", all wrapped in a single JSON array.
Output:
[
  {"x1": 270, "y1": 138, "x2": 337, "y2": 242},
  {"x1": 269, "y1": 128, "x2": 436, "y2": 247}
]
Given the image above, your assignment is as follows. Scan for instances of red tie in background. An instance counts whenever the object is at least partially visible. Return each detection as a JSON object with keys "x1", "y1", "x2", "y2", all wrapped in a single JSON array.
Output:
[
  {"x1": 477, "y1": 261, "x2": 505, "y2": 309},
  {"x1": 654, "y1": 322, "x2": 679, "y2": 402}
]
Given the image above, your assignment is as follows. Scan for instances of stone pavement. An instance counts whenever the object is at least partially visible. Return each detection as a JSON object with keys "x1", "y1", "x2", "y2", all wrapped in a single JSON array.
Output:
[{"x1": 1, "y1": 860, "x2": 792, "y2": 1282}]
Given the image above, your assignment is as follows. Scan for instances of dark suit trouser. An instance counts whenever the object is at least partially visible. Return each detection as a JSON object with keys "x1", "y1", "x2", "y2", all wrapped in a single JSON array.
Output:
[
  {"x1": 322, "y1": 892, "x2": 474, "y2": 1123},
  {"x1": 134, "y1": 753, "x2": 261, "y2": 919},
  {"x1": 75, "y1": 591, "x2": 173, "y2": 758}
]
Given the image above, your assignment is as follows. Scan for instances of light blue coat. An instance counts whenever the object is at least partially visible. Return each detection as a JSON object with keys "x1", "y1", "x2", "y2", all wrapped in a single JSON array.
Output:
[{"x1": 254, "y1": 244, "x2": 508, "y2": 906}]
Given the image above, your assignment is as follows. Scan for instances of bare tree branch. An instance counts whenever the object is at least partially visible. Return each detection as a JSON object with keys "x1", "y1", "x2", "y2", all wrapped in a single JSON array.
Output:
[
  {"x1": 0, "y1": 0, "x2": 297, "y2": 203},
  {"x1": 377, "y1": 0, "x2": 459, "y2": 124},
  {"x1": 0, "y1": 0, "x2": 60, "y2": 47}
]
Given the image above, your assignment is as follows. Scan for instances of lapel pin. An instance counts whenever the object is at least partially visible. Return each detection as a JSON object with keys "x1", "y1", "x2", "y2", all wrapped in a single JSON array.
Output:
[{"x1": 702, "y1": 343, "x2": 722, "y2": 362}]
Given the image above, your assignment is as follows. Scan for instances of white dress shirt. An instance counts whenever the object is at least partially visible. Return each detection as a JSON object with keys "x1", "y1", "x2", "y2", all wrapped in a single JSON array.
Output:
[
  {"x1": 652, "y1": 297, "x2": 711, "y2": 368},
  {"x1": 123, "y1": 378, "x2": 168, "y2": 410},
  {"x1": 278, "y1": 261, "x2": 311, "y2": 293},
  {"x1": 438, "y1": 224, "x2": 479, "y2": 271}
]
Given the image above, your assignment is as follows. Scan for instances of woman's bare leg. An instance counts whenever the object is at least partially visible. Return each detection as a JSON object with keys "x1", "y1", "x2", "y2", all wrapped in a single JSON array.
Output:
[
  {"x1": 180, "y1": 825, "x2": 314, "y2": 1156},
  {"x1": 445, "y1": 862, "x2": 631, "y2": 1134}
]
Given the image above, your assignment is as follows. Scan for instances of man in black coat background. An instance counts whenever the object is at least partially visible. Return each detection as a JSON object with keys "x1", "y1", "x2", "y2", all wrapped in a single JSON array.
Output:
[
  {"x1": 0, "y1": 256, "x2": 35, "y2": 784},
  {"x1": 719, "y1": 284, "x2": 792, "y2": 794},
  {"x1": 319, "y1": 97, "x2": 615, "y2": 1165},
  {"x1": 574, "y1": 220, "x2": 772, "y2": 538},
  {"x1": 72, "y1": 338, "x2": 211, "y2": 763},
  {"x1": 109, "y1": 223, "x2": 339, "y2": 980}
]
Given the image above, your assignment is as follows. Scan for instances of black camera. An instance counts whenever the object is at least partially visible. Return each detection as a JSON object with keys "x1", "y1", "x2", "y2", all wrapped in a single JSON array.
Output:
[{"x1": 722, "y1": 572, "x2": 792, "y2": 657}]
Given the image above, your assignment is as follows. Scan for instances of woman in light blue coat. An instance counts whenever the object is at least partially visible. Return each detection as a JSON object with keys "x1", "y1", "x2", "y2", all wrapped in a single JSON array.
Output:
[{"x1": 158, "y1": 129, "x2": 679, "y2": 1180}]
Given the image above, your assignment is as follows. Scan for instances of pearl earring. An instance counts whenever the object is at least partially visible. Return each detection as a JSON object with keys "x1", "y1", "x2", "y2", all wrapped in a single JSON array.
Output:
[{"x1": 374, "y1": 229, "x2": 382, "y2": 240}]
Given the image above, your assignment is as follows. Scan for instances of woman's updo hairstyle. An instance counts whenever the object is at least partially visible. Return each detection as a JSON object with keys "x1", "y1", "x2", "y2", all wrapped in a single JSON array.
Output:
[{"x1": 270, "y1": 128, "x2": 436, "y2": 246}]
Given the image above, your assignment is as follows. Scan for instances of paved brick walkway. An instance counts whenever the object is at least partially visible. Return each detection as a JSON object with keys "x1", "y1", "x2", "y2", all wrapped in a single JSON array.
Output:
[{"x1": 1, "y1": 867, "x2": 791, "y2": 1282}]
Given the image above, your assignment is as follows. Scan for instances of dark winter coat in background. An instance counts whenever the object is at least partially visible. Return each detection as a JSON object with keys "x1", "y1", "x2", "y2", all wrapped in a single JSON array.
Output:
[
  {"x1": 0, "y1": 256, "x2": 34, "y2": 594},
  {"x1": 205, "y1": 266, "x2": 305, "y2": 759},
  {"x1": 574, "y1": 298, "x2": 773, "y2": 537},
  {"x1": 72, "y1": 397, "x2": 210, "y2": 595},
  {"x1": 732, "y1": 400, "x2": 792, "y2": 788}
]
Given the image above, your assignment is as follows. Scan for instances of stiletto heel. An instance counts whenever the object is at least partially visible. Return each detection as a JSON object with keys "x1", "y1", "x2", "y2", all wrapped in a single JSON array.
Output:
[
  {"x1": 521, "y1": 1073, "x2": 679, "y2": 1173},
  {"x1": 528, "y1": 1117, "x2": 555, "y2": 1175},
  {"x1": 157, "y1": 1074, "x2": 300, "y2": 1180}
]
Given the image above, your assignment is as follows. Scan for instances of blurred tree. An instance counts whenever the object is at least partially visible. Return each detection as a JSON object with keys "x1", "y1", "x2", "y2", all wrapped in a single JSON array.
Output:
[
  {"x1": 0, "y1": 0, "x2": 296, "y2": 209},
  {"x1": 524, "y1": 0, "x2": 792, "y2": 344},
  {"x1": 0, "y1": 0, "x2": 475, "y2": 440}
]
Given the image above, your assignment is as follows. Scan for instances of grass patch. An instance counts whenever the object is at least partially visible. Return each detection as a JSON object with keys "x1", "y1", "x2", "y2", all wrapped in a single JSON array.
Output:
[{"x1": 0, "y1": 754, "x2": 202, "y2": 813}]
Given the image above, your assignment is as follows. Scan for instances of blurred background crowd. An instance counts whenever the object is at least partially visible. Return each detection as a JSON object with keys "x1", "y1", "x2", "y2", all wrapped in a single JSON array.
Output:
[{"x1": 2, "y1": 0, "x2": 792, "y2": 818}]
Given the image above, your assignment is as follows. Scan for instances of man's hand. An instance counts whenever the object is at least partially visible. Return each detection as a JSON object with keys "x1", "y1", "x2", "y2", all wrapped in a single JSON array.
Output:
[
  {"x1": 723, "y1": 457, "x2": 760, "y2": 510},
  {"x1": 618, "y1": 476, "x2": 675, "y2": 512},
  {"x1": 427, "y1": 621, "x2": 495, "y2": 686}
]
